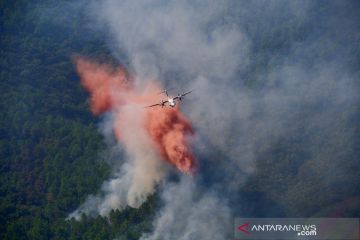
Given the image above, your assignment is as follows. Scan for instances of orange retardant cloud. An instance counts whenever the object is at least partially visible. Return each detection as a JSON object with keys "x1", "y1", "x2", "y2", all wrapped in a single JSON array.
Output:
[
  {"x1": 75, "y1": 57, "x2": 132, "y2": 115},
  {"x1": 146, "y1": 107, "x2": 195, "y2": 173},
  {"x1": 75, "y1": 56, "x2": 196, "y2": 173}
]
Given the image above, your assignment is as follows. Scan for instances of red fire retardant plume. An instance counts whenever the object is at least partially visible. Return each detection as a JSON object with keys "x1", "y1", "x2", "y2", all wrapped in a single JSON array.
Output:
[{"x1": 75, "y1": 56, "x2": 196, "y2": 173}]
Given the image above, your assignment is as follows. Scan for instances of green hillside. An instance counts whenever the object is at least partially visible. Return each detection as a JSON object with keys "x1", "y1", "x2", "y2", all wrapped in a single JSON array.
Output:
[
  {"x1": 0, "y1": 1, "x2": 156, "y2": 239},
  {"x1": 1, "y1": 1, "x2": 359, "y2": 239}
]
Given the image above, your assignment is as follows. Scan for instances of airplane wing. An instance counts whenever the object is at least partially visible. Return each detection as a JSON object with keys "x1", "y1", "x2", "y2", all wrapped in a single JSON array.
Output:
[
  {"x1": 174, "y1": 90, "x2": 192, "y2": 100},
  {"x1": 144, "y1": 103, "x2": 161, "y2": 108},
  {"x1": 181, "y1": 90, "x2": 192, "y2": 97},
  {"x1": 144, "y1": 100, "x2": 168, "y2": 108}
]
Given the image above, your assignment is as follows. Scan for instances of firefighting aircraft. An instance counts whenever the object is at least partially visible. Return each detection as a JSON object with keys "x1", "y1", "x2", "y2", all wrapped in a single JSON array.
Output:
[{"x1": 145, "y1": 89, "x2": 192, "y2": 108}]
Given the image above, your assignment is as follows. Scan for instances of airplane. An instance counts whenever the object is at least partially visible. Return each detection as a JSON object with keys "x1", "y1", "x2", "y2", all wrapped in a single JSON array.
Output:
[{"x1": 145, "y1": 89, "x2": 192, "y2": 108}]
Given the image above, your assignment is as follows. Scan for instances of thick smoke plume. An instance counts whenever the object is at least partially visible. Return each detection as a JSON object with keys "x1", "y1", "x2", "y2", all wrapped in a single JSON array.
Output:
[
  {"x1": 76, "y1": 57, "x2": 195, "y2": 173},
  {"x1": 63, "y1": 0, "x2": 359, "y2": 238},
  {"x1": 68, "y1": 57, "x2": 195, "y2": 218}
]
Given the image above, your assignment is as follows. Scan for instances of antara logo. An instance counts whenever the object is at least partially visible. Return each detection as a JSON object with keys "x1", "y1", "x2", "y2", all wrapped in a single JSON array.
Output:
[{"x1": 237, "y1": 223, "x2": 251, "y2": 235}]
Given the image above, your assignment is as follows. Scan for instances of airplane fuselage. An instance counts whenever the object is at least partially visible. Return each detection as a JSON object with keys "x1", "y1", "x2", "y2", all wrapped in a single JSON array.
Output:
[
  {"x1": 168, "y1": 98, "x2": 176, "y2": 107},
  {"x1": 145, "y1": 89, "x2": 191, "y2": 108}
]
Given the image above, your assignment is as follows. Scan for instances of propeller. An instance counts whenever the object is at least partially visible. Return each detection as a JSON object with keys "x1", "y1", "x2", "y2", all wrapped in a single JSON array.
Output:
[{"x1": 160, "y1": 99, "x2": 168, "y2": 107}]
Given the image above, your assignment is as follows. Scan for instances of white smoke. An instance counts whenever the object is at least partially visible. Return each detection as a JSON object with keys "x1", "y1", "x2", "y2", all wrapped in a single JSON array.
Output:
[
  {"x1": 67, "y1": 0, "x2": 359, "y2": 238},
  {"x1": 83, "y1": 1, "x2": 253, "y2": 238},
  {"x1": 96, "y1": 0, "x2": 249, "y2": 81},
  {"x1": 69, "y1": 0, "x2": 252, "y2": 221},
  {"x1": 96, "y1": 0, "x2": 255, "y2": 170},
  {"x1": 141, "y1": 177, "x2": 232, "y2": 240},
  {"x1": 68, "y1": 104, "x2": 168, "y2": 219}
]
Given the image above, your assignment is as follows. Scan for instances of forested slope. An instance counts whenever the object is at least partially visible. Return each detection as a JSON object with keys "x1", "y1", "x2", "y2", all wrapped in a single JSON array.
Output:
[
  {"x1": 1, "y1": 1, "x2": 359, "y2": 239},
  {"x1": 0, "y1": 1, "x2": 156, "y2": 239}
]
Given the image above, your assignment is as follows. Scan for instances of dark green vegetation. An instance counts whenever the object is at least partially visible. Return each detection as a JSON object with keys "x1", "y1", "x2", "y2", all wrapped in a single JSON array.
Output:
[
  {"x1": 1, "y1": 1, "x2": 359, "y2": 239},
  {"x1": 0, "y1": 1, "x2": 156, "y2": 239}
]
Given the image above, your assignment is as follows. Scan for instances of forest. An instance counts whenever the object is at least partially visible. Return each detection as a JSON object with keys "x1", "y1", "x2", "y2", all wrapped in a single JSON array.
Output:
[
  {"x1": 0, "y1": 0, "x2": 359, "y2": 239},
  {"x1": 1, "y1": 1, "x2": 158, "y2": 239}
]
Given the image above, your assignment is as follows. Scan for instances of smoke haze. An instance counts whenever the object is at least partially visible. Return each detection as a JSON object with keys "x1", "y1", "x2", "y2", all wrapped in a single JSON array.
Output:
[
  {"x1": 65, "y1": 0, "x2": 359, "y2": 239},
  {"x1": 68, "y1": 57, "x2": 196, "y2": 219}
]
